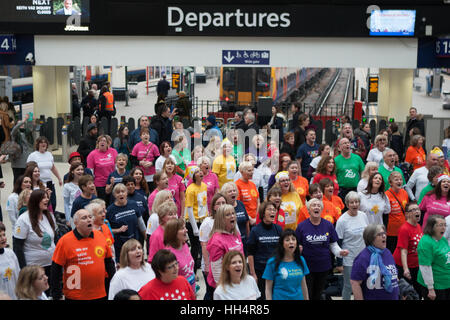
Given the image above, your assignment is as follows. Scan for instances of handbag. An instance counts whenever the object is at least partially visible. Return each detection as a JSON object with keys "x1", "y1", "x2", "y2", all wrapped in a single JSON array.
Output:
[{"x1": 0, "y1": 140, "x2": 22, "y2": 160}]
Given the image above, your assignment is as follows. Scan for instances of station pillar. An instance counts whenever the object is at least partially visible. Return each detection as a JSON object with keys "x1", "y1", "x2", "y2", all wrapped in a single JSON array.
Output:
[
  {"x1": 32, "y1": 66, "x2": 71, "y2": 118},
  {"x1": 377, "y1": 68, "x2": 413, "y2": 123}
]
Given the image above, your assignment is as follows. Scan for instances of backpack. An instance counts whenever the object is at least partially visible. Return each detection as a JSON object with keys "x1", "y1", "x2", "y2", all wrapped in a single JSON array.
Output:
[{"x1": 0, "y1": 140, "x2": 22, "y2": 160}]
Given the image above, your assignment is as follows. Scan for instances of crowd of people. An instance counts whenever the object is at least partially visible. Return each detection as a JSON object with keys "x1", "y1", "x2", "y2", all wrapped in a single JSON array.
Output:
[{"x1": 0, "y1": 90, "x2": 449, "y2": 302}]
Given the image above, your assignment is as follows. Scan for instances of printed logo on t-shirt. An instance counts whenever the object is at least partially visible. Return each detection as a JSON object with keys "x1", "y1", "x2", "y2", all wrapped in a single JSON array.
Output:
[
  {"x1": 94, "y1": 246, "x2": 105, "y2": 258},
  {"x1": 160, "y1": 289, "x2": 189, "y2": 300},
  {"x1": 3, "y1": 267, "x2": 13, "y2": 281},
  {"x1": 345, "y1": 169, "x2": 356, "y2": 179}
]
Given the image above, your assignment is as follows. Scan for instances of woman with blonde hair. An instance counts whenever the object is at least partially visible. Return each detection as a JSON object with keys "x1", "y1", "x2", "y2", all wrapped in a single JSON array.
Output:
[
  {"x1": 214, "y1": 250, "x2": 260, "y2": 300},
  {"x1": 108, "y1": 239, "x2": 155, "y2": 300},
  {"x1": 357, "y1": 162, "x2": 379, "y2": 193},
  {"x1": 274, "y1": 171, "x2": 303, "y2": 230},
  {"x1": 15, "y1": 265, "x2": 49, "y2": 300},
  {"x1": 206, "y1": 204, "x2": 244, "y2": 293},
  {"x1": 163, "y1": 156, "x2": 186, "y2": 218},
  {"x1": 147, "y1": 199, "x2": 178, "y2": 263},
  {"x1": 212, "y1": 139, "x2": 236, "y2": 188},
  {"x1": 17, "y1": 188, "x2": 32, "y2": 217},
  {"x1": 366, "y1": 134, "x2": 389, "y2": 166}
]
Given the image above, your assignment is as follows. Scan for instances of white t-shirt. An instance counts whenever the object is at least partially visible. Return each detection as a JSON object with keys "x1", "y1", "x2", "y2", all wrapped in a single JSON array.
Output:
[
  {"x1": 358, "y1": 192, "x2": 391, "y2": 226},
  {"x1": 406, "y1": 166, "x2": 429, "y2": 200},
  {"x1": 13, "y1": 212, "x2": 56, "y2": 267},
  {"x1": 199, "y1": 216, "x2": 214, "y2": 272},
  {"x1": 335, "y1": 211, "x2": 369, "y2": 266},
  {"x1": 6, "y1": 193, "x2": 19, "y2": 228},
  {"x1": 0, "y1": 248, "x2": 20, "y2": 300},
  {"x1": 63, "y1": 182, "x2": 82, "y2": 222},
  {"x1": 366, "y1": 148, "x2": 389, "y2": 166},
  {"x1": 108, "y1": 263, "x2": 156, "y2": 300},
  {"x1": 357, "y1": 179, "x2": 368, "y2": 193},
  {"x1": 146, "y1": 213, "x2": 159, "y2": 236},
  {"x1": 310, "y1": 155, "x2": 322, "y2": 170},
  {"x1": 213, "y1": 275, "x2": 261, "y2": 300},
  {"x1": 27, "y1": 151, "x2": 54, "y2": 183}
]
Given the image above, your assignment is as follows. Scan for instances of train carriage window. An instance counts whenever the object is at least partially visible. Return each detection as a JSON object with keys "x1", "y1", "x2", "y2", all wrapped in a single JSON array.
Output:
[
  {"x1": 256, "y1": 68, "x2": 271, "y2": 91},
  {"x1": 223, "y1": 67, "x2": 236, "y2": 89}
]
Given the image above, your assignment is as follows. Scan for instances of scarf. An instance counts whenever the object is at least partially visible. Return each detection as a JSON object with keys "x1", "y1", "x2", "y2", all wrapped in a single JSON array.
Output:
[{"x1": 367, "y1": 245, "x2": 393, "y2": 293}]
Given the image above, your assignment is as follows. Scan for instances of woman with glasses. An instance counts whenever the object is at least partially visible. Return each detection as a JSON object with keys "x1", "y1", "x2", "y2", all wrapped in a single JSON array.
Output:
[
  {"x1": 350, "y1": 224, "x2": 400, "y2": 300},
  {"x1": 417, "y1": 215, "x2": 450, "y2": 300},
  {"x1": 138, "y1": 249, "x2": 196, "y2": 300},
  {"x1": 393, "y1": 201, "x2": 423, "y2": 299},
  {"x1": 366, "y1": 134, "x2": 389, "y2": 166}
]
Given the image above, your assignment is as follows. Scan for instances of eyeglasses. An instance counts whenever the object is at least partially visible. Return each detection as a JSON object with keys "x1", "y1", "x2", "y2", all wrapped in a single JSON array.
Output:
[
  {"x1": 376, "y1": 232, "x2": 386, "y2": 237},
  {"x1": 436, "y1": 223, "x2": 447, "y2": 228},
  {"x1": 407, "y1": 208, "x2": 420, "y2": 212},
  {"x1": 166, "y1": 261, "x2": 179, "y2": 270}
]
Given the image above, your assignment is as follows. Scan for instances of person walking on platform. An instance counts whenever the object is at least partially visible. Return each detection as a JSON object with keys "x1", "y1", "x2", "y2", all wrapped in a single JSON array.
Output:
[
  {"x1": 404, "y1": 107, "x2": 425, "y2": 149},
  {"x1": 156, "y1": 74, "x2": 170, "y2": 100},
  {"x1": 80, "y1": 89, "x2": 98, "y2": 119},
  {"x1": 98, "y1": 85, "x2": 115, "y2": 128},
  {"x1": 175, "y1": 91, "x2": 192, "y2": 128}
]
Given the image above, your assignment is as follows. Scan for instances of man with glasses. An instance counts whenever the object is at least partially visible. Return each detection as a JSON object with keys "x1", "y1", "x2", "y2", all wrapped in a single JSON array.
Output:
[{"x1": 378, "y1": 149, "x2": 406, "y2": 189}]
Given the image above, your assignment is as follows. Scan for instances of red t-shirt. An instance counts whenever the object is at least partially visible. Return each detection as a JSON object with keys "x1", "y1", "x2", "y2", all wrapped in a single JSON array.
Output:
[
  {"x1": 138, "y1": 276, "x2": 196, "y2": 300},
  {"x1": 52, "y1": 230, "x2": 113, "y2": 300},
  {"x1": 393, "y1": 222, "x2": 423, "y2": 268},
  {"x1": 386, "y1": 188, "x2": 409, "y2": 237},
  {"x1": 312, "y1": 173, "x2": 339, "y2": 196}
]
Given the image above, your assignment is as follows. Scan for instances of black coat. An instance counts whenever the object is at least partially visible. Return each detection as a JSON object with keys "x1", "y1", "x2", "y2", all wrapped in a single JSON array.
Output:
[
  {"x1": 390, "y1": 132, "x2": 404, "y2": 161},
  {"x1": 80, "y1": 95, "x2": 98, "y2": 118},
  {"x1": 77, "y1": 133, "x2": 97, "y2": 166},
  {"x1": 150, "y1": 115, "x2": 173, "y2": 145},
  {"x1": 405, "y1": 117, "x2": 425, "y2": 147},
  {"x1": 156, "y1": 79, "x2": 170, "y2": 97}
]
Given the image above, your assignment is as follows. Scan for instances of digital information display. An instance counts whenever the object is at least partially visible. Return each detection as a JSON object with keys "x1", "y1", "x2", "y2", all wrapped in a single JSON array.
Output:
[
  {"x1": 0, "y1": 0, "x2": 90, "y2": 23},
  {"x1": 370, "y1": 10, "x2": 416, "y2": 36}
]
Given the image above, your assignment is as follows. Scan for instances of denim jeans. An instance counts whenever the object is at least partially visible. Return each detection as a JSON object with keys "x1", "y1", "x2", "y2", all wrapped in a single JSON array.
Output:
[{"x1": 342, "y1": 266, "x2": 353, "y2": 300}]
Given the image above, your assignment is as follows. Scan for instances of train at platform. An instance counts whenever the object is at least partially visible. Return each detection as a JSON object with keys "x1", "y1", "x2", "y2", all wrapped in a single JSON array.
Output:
[{"x1": 219, "y1": 67, "x2": 324, "y2": 110}]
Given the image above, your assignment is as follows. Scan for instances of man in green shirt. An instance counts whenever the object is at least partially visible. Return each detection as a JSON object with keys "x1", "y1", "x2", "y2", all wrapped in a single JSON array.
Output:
[
  {"x1": 334, "y1": 138, "x2": 365, "y2": 202},
  {"x1": 378, "y1": 149, "x2": 405, "y2": 189}
]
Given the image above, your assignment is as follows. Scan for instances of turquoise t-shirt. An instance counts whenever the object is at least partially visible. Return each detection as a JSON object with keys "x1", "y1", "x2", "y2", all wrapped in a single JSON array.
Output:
[
  {"x1": 263, "y1": 256, "x2": 310, "y2": 300},
  {"x1": 417, "y1": 234, "x2": 450, "y2": 290}
]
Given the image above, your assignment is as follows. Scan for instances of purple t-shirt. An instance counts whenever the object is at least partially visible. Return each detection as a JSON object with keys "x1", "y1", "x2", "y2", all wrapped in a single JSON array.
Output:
[
  {"x1": 351, "y1": 247, "x2": 399, "y2": 300},
  {"x1": 295, "y1": 218, "x2": 338, "y2": 272},
  {"x1": 168, "y1": 174, "x2": 186, "y2": 218}
]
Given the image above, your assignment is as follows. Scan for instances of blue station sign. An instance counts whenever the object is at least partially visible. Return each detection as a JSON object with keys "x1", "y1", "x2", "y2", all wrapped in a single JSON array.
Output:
[{"x1": 222, "y1": 50, "x2": 270, "y2": 65}]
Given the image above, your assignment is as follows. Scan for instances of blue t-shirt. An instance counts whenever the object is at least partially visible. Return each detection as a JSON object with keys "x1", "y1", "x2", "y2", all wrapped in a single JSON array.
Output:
[
  {"x1": 263, "y1": 256, "x2": 310, "y2": 300},
  {"x1": 128, "y1": 191, "x2": 149, "y2": 222},
  {"x1": 247, "y1": 222, "x2": 282, "y2": 272},
  {"x1": 235, "y1": 200, "x2": 250, "y2": 243},
  {"x1": 106, "y1": 199, "x2": 142, "y2": 260},
  {"x1": 296, "y1": 142, "x2": 319, "y2": 176},
  {"x1": 70, "y1": 194, "x2": 97, "y2": 217},
  {"x1": 351, "y1": 247, "x2": 399, "y2": 300},
  {"x1": 295, "y1": 218, "x2": 339, "y2": 273}
]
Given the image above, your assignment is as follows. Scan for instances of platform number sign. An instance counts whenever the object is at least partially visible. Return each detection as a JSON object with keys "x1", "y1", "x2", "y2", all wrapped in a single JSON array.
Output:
[
  {"x1": 436, "y1": 38, "x2": 450, "y2": 58},
  {"x1": 368, "y1": 76, "x2": 378, "y2": 103},
  {"x1": 0, "y1": 35, "x2": 17, "y2": 54}
]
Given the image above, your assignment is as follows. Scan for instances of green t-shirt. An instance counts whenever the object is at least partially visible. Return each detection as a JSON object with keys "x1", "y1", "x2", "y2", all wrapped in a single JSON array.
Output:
[
  {"x1": 417, "y1": 234, "x2": 450, "y2": 290},
  {"x1": 172, "y1": 148, "x2": 191, "y2": 172},
  {"x1": 334, "y1": 153, "x2": 365, "y2": 189},
  {"x1": 378, "y1": 164, "x2": 406, "y2": 190},
  {"x1": 417, "y1": 184, "x2": 433, "y2": 205}
]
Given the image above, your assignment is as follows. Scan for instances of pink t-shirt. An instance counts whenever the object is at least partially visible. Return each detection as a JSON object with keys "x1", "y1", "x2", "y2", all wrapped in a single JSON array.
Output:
[
  {"x1": 187, "y1": 171, "x2": 219, "y2": 211},
  {"x1": 147, "y1": 189, "x2": 159, "y2": 212},
  {"x1": 419, "y1": 194, "x2": 450, "y2": 228},
  {"x1": 148, "y1": 225, "x2": 165, "y2": 263},
  {"x1": 206, "y1": 232, "x2": 244, "y2": 288},
  {"x1": 166, "y1": 244, "x2": 195, "y2": 292},
  {"x1": 86, "y1": 148, "x2": 118, "y2": 187},
  {"x1": 131, "y1": 141, "x2": 160, "y2": 177},
  {"x1": 168, "y1": 174, "x2": 186, "y2": 218}
]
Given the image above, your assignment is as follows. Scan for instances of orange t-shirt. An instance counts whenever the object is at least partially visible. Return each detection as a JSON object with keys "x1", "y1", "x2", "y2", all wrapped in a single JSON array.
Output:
[
  {"x1": 297, "y1": 200, "x2": 340, "y2": 225},
  {"x1": 386, "y1": 188, "x2": 409, "y2": 236},
  {"x1": 404, "y1": 146, "x2": 426, "y2": 171},
  {"x1": 236, "y1": 179, "x2": 259, "y2": 219},
  {"x1": 324, "y1": 195, "x2": 344, "y2": 216},
  {"x1": 52, "y1": 230, "x2": 113, "y2": 300},
  {"x1": 292, "y1": 176, "x2": 309, "y2": 205},
  {"x1": 100, "y1": 223, "x2": 114, "y2": 249}
]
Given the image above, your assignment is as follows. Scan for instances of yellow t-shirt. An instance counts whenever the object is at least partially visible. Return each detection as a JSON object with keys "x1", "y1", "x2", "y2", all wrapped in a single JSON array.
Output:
[
  {"x1": 280, "y1": 192, "x2": 303, "y2": 230},
  {"x1": 212, "y1": 155, "x2": 236, "y2": 188},
  {"x1": 185, "y1": 182, "x2": 209, "y2": 221}
]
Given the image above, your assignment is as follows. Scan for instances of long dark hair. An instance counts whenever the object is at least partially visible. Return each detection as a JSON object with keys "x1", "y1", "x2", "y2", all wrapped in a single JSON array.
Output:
[
  {"x1": 28, "y1": 189, "x2": 55, "y2": 237},
  {"x1": 273, "y1": 229, "x2": 305, "y2": 272},
  {"x1": 117, "y1": 125, "x2": 129, "y2": 149},
  {"x1": 364, "y1": 172, "x2": 386, "y2": 199},
  {"x1": 13, "y1": 175, "x2": 31, "y2": 194},
  {"x1": 24, "y1": 162, "x2": 45, "y2": 190},
  {"x1": 430, "y1": 179, "x2": 450, "y2": 201},
  {"x1": 67, "y1": 161, "x2": 84, "y2": 183}
]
